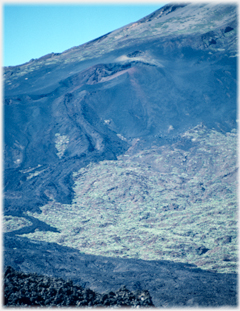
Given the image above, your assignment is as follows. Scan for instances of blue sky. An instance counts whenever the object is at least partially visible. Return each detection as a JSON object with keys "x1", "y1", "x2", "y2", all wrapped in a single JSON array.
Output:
[{"x1": 3, "y1": 3, "x2": 166, "y2": 67}]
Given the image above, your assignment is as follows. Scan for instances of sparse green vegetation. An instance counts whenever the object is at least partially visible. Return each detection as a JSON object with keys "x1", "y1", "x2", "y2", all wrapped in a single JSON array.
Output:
[
  {"x1": 27, "y1": 168, "x2": 47, "y2": 180},
  {"x1": 55, "y1": 133, "x2": 69, "y2": 158},
  {"x1": 19, "y1": 125, "x2": 238, "y2": 274},
  {"x1": 3, "y1": 216, "x2": 32, "y2": 232}
]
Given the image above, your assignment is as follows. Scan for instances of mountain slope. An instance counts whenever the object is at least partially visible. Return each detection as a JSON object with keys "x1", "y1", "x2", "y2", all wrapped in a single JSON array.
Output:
[
  {"x1": 3, "y1": 3, "x2": 238, "y2": 307},
  {"x1": 4, "y1": 3, "x2": 237, "y2": 214}
]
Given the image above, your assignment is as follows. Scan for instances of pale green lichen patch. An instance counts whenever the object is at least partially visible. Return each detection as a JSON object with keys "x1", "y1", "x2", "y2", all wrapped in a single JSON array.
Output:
[
  {"x1": 55, "y1": 133, "x2": 69, "y2": 158},
  {"x1": 27, "y1": 168, "x2": 47, "y2": 180},
  {"x1": 3, "y1": 216, "x2": 32, "y2": 232},
  {"x1": 20, "y1": 164, "x2": 42, "y2": 174},
  {"x1": 117, "y1": 134, "x2": 128, "y2": 141}
]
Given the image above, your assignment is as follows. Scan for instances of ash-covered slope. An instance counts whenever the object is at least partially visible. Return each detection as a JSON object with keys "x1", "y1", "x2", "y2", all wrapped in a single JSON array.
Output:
[
  {"x1": 3, "y1": 3, "x2": 238, "y2": 308},
  {"x1": 4, "y1": 2, "x2": 237, "y2": 214}
]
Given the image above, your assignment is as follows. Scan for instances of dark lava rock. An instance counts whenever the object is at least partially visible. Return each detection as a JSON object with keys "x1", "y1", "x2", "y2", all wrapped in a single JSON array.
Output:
[
  {"x1": 215, "y1": 235, "x2": 232, "y2": 245},
  {"x1": 196, "y1": 246, "x2": 209, "y2": 255},
  {"x1": 4, "y1": 266, "x2": 154, "y2": 307},
  {"x1": 225, "y1": 26, "x2": 234, "y2": 33}
]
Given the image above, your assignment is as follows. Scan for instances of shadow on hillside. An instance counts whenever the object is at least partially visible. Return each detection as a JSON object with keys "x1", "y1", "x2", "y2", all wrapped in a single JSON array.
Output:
[{"x1": 4, "y1": 235, "x2": 237, "y2": 307}]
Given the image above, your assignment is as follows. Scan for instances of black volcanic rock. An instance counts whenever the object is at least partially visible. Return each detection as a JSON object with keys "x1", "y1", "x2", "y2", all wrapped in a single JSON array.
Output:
[
  {"x1": 196, "y1": 246, "x2": 209, "y2": 256},
  {"x1": 4, "y1": 266, "x2": 154, "y2": 307}
]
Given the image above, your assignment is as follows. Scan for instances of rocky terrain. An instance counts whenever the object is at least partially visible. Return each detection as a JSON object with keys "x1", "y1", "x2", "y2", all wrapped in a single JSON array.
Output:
[
  {"x1": 4, "y1": 236, "x2": 238, "y2": 307},
  {"x1": 4, "y1": 266, "x2": 154, "y2": 307},
  {"x1": 3, "y1": 3, "x2": 238, "y2": 307},
  {"x1": 12, "y1": 124, "x2": 237, "y2": 275}
]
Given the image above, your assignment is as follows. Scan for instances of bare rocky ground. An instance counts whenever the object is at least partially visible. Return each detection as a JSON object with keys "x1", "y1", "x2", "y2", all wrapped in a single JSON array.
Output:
[
  {"x1": 12, "y1": 125, "x2": 237, "y2": 275},
  {"x1": 4, "y1": 266, "x2": 154, "y2": 307},
  {"x1": 3, "y1": 3, "x2": 238, "y2": 308}
]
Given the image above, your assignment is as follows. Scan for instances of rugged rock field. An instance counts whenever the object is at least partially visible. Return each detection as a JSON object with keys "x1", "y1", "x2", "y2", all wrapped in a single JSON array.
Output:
[
  {"x1": 4, "y1": 266, "x2": 154, "y2": 307},
  {"x1": 11, "y1": 125, "x2": 237, "y2": 275},
  {"x1": 3, "y1": 3, "x2": 238, "y2": 307}
]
